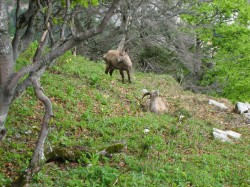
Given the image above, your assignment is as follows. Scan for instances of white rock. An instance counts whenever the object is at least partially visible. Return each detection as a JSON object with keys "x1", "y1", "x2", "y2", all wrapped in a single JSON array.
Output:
[
  {"x1": 213, "y1": 131, "x2": 232, "y2": 142},
  {"x1": 141, "y1": 89, "x2": 148, "y2": 94},
  {"x1": 213, "y1": 128, "x2": 241, "y2": 143},
  {"x1": 243, "y1": 113, "x2": 250, "y2": 120},
  {"x1": 213, "y1": 128, "x2": 226, "y2": 134},
  {"x1": 235, "y1": 102, "x2": 250, "y2": 114},
  {"x1": 225, "y1": 130, "x2": 241, "y2": 139},
  {"x1": 209, "y1": 99, "x2": 228, "y2": 111}
]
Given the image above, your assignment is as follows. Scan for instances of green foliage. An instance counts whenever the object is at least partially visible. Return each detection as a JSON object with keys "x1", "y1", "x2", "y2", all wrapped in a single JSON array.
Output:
[
  {"x1": 181, "y1": 0, "x2": 250, "y2": 102},
  {"x1": 201, "y1": 23, "x2": 250, "y2": 102},
  {"x1": 14, "y1": 41, "x2": 39, "y2": 71},
  {"x1": 62, "y1": 0, "x2": 99, "y2": 8}
]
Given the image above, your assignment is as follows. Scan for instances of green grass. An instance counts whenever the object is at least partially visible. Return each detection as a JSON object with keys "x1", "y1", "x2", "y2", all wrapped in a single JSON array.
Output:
[{"x1": 1, "y1": 52, "x2": 249, "y2": 186}]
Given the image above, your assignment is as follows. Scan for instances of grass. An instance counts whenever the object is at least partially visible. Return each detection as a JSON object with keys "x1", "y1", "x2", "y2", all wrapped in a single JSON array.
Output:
[{"x1": 0, "y1": 51, "x2": 249, "y2": 186}]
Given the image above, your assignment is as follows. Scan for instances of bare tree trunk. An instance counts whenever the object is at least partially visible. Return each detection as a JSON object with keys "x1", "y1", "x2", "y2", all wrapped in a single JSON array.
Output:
[
  {"x1": 117, "y1": 2, "x2": 131, "y2": 52},
  {"x1": 0, "y1": 0, "x2": 14, "y2": 140},
  {"x1": 12, "y1": 73, "x2": 53, "y2": 186},
  {"x1": 194, "y1": 36, "x2": 202, "y2": 78}
]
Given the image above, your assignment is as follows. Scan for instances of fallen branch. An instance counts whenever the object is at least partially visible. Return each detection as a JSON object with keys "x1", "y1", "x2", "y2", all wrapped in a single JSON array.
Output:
[{"x1": 46, "y1": 142, "x2": 126, "y2": 163}]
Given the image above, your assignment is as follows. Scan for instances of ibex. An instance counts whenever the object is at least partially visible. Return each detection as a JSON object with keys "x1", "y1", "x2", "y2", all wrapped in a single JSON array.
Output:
[
  {"x1": 103, "y1": 50, "x2": 132, "y2": 83},
  {"x1": 142, "y1": 90, "x2": 168, "y2": 114}
]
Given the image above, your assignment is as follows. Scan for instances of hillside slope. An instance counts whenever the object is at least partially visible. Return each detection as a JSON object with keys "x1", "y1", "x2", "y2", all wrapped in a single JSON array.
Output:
[{"x1": 1, "y1": 53, "x2": 249, "y2": 186}]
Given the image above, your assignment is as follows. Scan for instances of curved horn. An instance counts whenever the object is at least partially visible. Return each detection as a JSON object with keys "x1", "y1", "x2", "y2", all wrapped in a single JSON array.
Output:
[{"x1": 142, "y1": 92, "x2": 151, "y2": 99}]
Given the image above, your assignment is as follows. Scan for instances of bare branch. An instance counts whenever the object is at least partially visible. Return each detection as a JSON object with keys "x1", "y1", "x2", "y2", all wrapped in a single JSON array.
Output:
[
  {"x1": 8, "y1": 22, "x2": 50, "y2": 92},
  {"x1": 117, "y1": 1, "x2": 132, "y2": 51},
  {"x1": 47, "y1": 0, "x2": 121, "y2": 62},
  {"x1": 12, "y1": 0, "x2": 38, "y2": 60},
  {"x1": 8, "y1": 0, "x2": 121, "y2": 94},
  {"x1": 13, "y1": 66, "x2": 48, "y2": 100},
  {"x1": 48, "y1": 26, "x2": 55, "y2": 47},
  {"x1": 74, "y1": 0, "x2": 121, "y2": 40},
  {"x1": 33, "y1": 0, "x2": 52, "y2": 63},
  {"x1": 13, "y1": 78, "x2": 32, "y2": 100},
  {"x1": 33, "y1": 24, "x2": 49, "y2": 63},
  {"x1": 13, "y1": 73, "x2": 53, "y2": 186},
  {"x1": 61, "y1": 0, "x2": 71, "y2": 40}
]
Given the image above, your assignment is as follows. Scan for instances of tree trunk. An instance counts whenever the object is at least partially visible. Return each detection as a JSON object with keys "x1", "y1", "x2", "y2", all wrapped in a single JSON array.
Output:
[
  {"x1": 194, "y1": 36, "x2": 202, "y2": 78},
  {"x1": 117, "y1": 2, "x2": 131, "y2": 52},
  {"x1": 0, "y1": 1, "x2": 14, "y2": 140},
  {"x1": 12, "y1": 75, "x2": 53, "y2": 186}
]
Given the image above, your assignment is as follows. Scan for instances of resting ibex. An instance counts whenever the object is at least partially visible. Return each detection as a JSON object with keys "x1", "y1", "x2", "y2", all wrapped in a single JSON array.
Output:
[
  {"x1": 142, "y1": 90, "x2": 168, "y2": 114},
  {"x1": 103, "y1": 50, "x2": 132, "y2": 83}
]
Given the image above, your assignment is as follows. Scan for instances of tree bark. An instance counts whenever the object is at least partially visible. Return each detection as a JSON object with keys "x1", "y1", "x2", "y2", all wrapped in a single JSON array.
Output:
[
  {"x1": 117, "y1": 1, "x2": 131, "y2": 52},
  {"x1": 194, "y1": 36, "x2": 202, "y2": 78},
  {"x1": 12, "y1": 74, "x2": 53, "y2": 186},
  {"x1": 0, "y1": 0, "x2": 14, "y2": 140}
]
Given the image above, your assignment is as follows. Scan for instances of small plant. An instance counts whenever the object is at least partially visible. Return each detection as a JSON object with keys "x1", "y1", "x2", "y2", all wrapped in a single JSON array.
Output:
[
  {"x1": 170, "y1": 125, "x2": 180, "y2": 136},
  {"x1": 172, "y1": 108, "x2": 192, "y2": 119},
  {"x1": 89, "y1": 73, "x2": 100, "y2": 86}
]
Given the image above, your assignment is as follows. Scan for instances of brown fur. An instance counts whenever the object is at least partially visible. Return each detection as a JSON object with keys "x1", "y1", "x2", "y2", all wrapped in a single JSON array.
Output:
[
  {"x1": 103, "y1": 50, "x2": 132, "y2": 83},
  {"x1": 142, "y1": 91, "x2": 168, "y2": 114}
]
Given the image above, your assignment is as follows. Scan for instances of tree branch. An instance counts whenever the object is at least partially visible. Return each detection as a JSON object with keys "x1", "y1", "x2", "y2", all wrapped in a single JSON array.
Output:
[
  {"x1": 13, "y1": 72, "x2": 53, "y2": 186},
  {"x1": 8, "y1": 0, "x2": 121, "y2": 93},
  {"x1": 74, "y1": 0, "x2": 121, "y2": 40},
  {"x1": 12, "y1": 0, "x2": 38, "y2": 60},
  {"x1": 8, "y1": 18, "x2": 51, "y2": 92},
  {"x1": 46, "y1": 0, "x2": 121, "y2": 62},
  {"x1": 61, "y1": 0, "x2": 71, "y2": 40},
  {"x1": 117, "y1": 1, "x2": 131, "y2": 51},
  {"x1": 13, "y1": 67, "x2": 47, "y2": 100},
  {"x1": 33, "y1": 1, "x2": 52, "y2": 63}
]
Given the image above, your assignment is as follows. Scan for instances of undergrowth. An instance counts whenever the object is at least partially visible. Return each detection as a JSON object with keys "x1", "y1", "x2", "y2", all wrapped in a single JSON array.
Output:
[{"x1": 0, "y1": 52, "x2": 249, "y2": 186}]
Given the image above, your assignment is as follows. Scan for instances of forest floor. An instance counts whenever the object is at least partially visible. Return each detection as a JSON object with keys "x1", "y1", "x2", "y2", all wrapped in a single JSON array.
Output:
[{"x1": 0, "y1": 53, "x2": 249, "y2": 186}]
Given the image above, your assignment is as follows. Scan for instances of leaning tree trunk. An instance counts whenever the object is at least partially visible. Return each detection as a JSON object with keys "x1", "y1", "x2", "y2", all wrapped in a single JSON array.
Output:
[
  {"x1": 0, "y1": 0, "x2": 15, "y2": 141},
  {"x1": 12, "y1": 74, "x2": 53, "y2": 186}
]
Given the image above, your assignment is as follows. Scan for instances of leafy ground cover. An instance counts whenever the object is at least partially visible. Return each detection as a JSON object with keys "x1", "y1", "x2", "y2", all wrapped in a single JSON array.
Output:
[{"x1": 1, "y1": 52, "x2": 249, "y2": 186}]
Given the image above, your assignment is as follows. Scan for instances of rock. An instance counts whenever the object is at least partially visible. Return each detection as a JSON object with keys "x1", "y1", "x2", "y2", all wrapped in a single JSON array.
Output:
[
  {"x1": 213, "y1": 128, "x2": 241, "y2": 143},
  {"x1": 235, "y1": 102, "x2": 250, "y2": 114},
  {"x1": 243, "y1": 113, "x2": 250, "y2": 120},
  {"x1": 209, "y1": 99, "x2": 228, "y2": 111},
  {"x1": 213, "y1": 131, "x2": 232, "y2": 142},
  {"x1": 225, "y1": 130, "x2": 241, "y2": 139},
  {"x1": 141, "y1": 89, "x2": 148, "y2": 94},
  {"x1": 246, "y1": 119, "x2": 250, "y2": 124}
]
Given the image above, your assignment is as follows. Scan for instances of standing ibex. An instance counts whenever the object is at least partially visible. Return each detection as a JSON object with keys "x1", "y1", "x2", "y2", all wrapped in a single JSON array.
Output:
[
  {"x1": 103, "y1": 50, "x2": 132, "y2": 83},
  {"x1": 142, "y1": 90, "x2": 168, "y2": 114}
]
